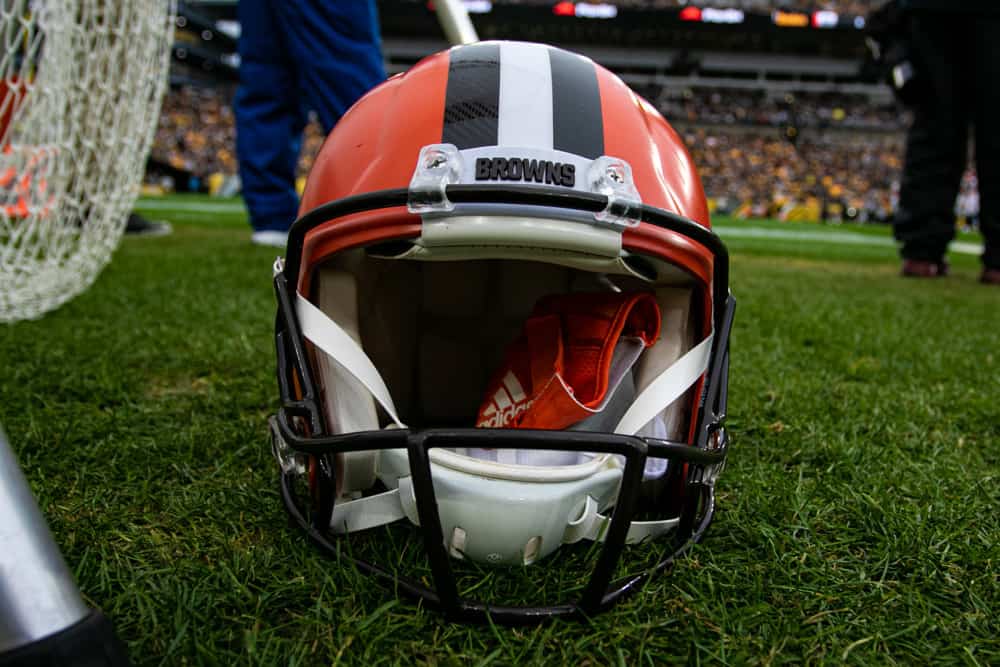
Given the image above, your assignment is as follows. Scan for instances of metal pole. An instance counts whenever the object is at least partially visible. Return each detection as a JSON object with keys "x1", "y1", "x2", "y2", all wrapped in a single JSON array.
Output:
[
  {"x1": 434, "y1": 0, "x2": 479, "y2": 45},
  {"x1": 0, "y1": 428, "x2": 89, "y2": 652},
  {"x1": 0, "y1": 427, "x2": 129, "y2": 665}
]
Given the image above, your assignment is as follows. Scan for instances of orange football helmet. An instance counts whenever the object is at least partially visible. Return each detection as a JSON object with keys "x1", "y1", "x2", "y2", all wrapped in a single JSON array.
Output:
[{"x1": 270, "y1": 41, "x2": 735, "y2": 622}]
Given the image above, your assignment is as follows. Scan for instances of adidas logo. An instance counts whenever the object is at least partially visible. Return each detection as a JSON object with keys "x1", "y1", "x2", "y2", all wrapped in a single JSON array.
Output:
[{"x1": 478, "y1": 371, "x2": 532, "y2": 428}]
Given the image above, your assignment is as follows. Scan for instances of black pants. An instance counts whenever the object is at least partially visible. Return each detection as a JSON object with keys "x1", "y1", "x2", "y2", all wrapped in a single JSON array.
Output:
[{"x1": 895, "y1": 12, "x2": 1000, "y2": 269}]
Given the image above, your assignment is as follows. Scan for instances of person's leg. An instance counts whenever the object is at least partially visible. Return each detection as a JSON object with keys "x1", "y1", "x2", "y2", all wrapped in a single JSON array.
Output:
[
  {"x1": 894, "y1": 13, "x2": 968, "y2": 274},
  {"x1": 972, "y1": 16, "x2": 1000, "y2": 280},
  {"x1": 275, "y1": 0, "x2": 386, "y2": 134},
  {"x1": 234, "y1": 0, "x2": 302, "y2": 235}
]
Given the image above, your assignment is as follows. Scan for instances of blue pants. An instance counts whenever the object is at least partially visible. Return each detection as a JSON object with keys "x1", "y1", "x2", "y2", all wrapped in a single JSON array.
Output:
[{"x1": 235, "y1": 0, "x2": 385, "y2": 232}]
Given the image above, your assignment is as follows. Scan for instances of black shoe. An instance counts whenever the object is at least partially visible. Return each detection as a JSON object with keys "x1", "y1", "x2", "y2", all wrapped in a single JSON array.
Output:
[
  {"x1": 901, "y1": 258, "x2": 948, "y2": 278},
  {"x1": 125, "y1": 213, "x2": 172, "y2": 237}
]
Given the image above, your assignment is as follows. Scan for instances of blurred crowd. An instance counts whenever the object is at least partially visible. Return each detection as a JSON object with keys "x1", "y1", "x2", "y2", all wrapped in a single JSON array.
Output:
[
  {"x1": 655, "y1": 88, "x2": 907, "y2": 131},
  {"x1": 149, "y1": 85, "x2": 324, "y2": 193},
  {"x1": 686, "y1": 129, "x2": 902, "y2": 222},
  {"x1": 153, "y1": 86, "x2": 236, "y2": 178},
  {"x1": 147, "y1": 82, "x2": 981, "y2": 226}
]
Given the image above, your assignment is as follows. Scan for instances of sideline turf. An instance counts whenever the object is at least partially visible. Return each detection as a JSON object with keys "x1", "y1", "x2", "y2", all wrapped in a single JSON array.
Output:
[{"x1": 0, "y1": 197, "x2": 996, "y2": 665}]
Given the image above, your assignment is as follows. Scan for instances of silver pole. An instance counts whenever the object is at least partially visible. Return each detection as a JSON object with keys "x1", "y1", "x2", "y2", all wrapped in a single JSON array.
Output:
[
  {"x1": 0, "y1": 428, "x2": 89, "y2": 652},
  {"x1": 434, "y1": 0, "x2": 479, "y2": 45}
]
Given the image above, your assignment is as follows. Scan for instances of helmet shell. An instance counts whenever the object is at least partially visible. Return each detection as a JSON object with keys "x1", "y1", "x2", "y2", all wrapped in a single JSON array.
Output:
[{"x1": 297, "y1": 43, "x2": 713, "y2": 291}]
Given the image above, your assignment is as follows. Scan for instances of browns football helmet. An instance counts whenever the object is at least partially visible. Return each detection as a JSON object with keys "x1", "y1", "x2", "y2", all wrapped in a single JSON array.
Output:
[{"x1": 270, "y1": 41, "x2": 735, "y2": 623}]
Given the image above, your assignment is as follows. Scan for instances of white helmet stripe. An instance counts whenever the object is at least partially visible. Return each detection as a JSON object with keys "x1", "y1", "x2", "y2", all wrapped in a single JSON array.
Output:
[
  {"x1": 442, "y1": 43, "x2": 603, "y2": 157},
  {"x1": 498, "y1": 42, "x2": 553, "y2": 149}
]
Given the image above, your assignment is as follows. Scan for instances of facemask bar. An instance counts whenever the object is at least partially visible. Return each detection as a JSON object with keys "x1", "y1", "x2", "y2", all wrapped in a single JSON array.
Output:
[
  {"x1": 272, "y1": 414, "x2": 729, "y2": 623},
  {"x1": 272, "y1": 185, "x2": 735, "y2": 623}
]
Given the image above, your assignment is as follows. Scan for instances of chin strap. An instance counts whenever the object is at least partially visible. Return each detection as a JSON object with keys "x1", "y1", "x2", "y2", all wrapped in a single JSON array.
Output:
[
  {"x1": 327, "y1": 477, "x2": 420, "y2": 533},
  {"x1": 296, "y1": 292, "x2": 405, "y2": 428},
  {"x1": 613, "y1": 331, "x2": 714, "y2": 435},
  {"x1": 563, "y1": 334, "x2": 712, "y2": 544},
  {"x1": 290, "y1": 291, "x2": 712, "y2": 550}
]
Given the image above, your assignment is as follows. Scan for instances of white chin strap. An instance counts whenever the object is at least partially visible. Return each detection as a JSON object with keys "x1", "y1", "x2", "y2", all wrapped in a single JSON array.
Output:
[
  {"x1": 293, "y1": 291, "x2": 713, "y2": 563},
  {"x1": 613, "y1": 333, "x2": 713, "y2": 436},
  {"x1": 295, "y1": 294, "x2": 405, "y2": 428}
]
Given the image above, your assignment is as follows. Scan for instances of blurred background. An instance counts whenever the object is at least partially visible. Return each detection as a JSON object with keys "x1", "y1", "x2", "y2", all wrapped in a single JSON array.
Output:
[{"x1": 148, "y1": 0, "x2": 979, "y2": 229}]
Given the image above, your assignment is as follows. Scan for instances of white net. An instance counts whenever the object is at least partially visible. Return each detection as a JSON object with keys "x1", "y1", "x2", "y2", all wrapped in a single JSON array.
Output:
[{"x1": 0, "y1": 0, "x2": 174, "y2": 322}]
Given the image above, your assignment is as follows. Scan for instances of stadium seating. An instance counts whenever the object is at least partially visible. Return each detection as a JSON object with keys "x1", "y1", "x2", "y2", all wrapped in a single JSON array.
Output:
[
  {"x1": 146, "y1": 83, "x2": 909, "y2": 222},
  {"x1": 148, "y1": 0, "x2": 980, "y2": 224}
]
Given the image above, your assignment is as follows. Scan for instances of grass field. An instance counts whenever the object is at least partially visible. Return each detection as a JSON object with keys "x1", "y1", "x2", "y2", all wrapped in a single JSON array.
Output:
[{"x1": 1, "y1": 195, "x2": 997, "y2": 665}]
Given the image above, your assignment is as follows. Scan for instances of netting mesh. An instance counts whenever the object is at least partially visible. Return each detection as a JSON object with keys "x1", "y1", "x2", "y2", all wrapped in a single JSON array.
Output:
[{"x1": 0, "y1": 0, "x2": 174, "y2": 322}]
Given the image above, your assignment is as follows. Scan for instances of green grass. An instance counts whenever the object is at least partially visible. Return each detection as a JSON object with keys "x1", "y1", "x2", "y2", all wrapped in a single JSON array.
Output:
[{"x1": 1, "y1": 195, "x2": 997, "y2": 665}]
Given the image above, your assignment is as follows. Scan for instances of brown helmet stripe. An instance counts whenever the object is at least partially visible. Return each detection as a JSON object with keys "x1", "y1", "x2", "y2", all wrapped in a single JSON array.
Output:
[
  {"x1": 442, "y1": 43, "x2": 500, "y2": 149},
  {"x1": 548, "y1": 47, "x2": 604, "y2": 159}
]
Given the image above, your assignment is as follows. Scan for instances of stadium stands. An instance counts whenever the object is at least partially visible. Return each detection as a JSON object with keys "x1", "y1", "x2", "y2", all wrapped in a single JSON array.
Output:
[
  {"x1": 147, "y1": 82, "x2": 909, "y2": 222},
  {"x1": 647, "y1": 86, "x2": 906, "y2": 131},
  {"x1": 686, "y1": 129, "x2": 901, "y2": 222},
  {"x1": 153, "y1": 86, "x2": 236, "y2": 179},
  {"x1": 148, "y1": 85, "x2": 325, "y2": 194},
  {"x1": 149, "y1": 0, "x2": 981, "y2": 225}
]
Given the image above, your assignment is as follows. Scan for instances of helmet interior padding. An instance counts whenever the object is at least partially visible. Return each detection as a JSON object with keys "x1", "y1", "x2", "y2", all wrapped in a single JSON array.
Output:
[{"x1": 312, "y1": 255, "x2": 698, "y2": 439}]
